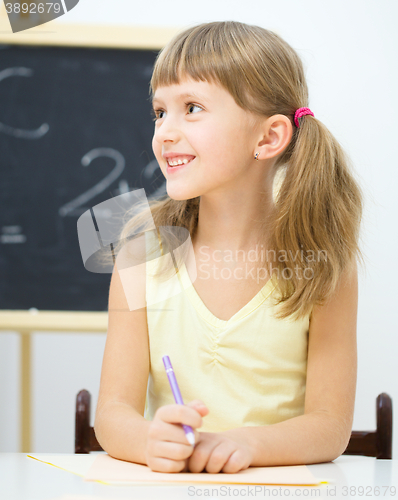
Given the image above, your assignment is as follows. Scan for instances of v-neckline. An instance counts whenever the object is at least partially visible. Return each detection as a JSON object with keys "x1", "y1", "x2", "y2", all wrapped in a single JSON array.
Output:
[{"x1": 176, "y1": 261, "x2": 276, "y2": 328}]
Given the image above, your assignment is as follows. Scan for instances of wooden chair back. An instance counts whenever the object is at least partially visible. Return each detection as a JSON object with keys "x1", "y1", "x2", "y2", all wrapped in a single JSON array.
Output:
[
  {"x1": 75, "y1": 389, "x2": 103, "y2": 453},
  {"x1": 342, "y1": 393, "x2": 392, "y2": 459},
  {"x1": 75, "y1": 390, "x2": 392, "y2": 458}
]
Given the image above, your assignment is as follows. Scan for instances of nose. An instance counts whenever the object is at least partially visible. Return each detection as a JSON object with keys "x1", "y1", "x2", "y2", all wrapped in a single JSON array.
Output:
[{"x1": 153, "y1": 114, "x2": 182, "y2": 144}]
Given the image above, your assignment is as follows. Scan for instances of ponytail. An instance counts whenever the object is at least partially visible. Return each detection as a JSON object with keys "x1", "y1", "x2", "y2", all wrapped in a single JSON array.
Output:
[{"x1": 266, "y1": 115, "x2": 365, "y2": 320}]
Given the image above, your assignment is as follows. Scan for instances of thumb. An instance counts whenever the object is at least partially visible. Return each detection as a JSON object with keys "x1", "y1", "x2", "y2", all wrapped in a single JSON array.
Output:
[{"x1": 187, "y1": 399, "x2": 209, "y2": 416}]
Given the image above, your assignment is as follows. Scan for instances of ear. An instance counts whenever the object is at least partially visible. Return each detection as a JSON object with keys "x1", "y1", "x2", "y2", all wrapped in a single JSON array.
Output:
[{"x1": 254, "y1": 114, "x2": 293, "y2": 161}]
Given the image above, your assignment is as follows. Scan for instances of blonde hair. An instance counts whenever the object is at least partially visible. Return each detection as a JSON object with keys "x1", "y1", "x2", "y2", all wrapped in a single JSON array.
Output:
[{"x1": 106, "y1": 21, "x2": 365, "y2": 321}]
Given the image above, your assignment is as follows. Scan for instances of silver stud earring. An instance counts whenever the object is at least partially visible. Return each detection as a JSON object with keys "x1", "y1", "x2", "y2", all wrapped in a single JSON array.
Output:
[{"x1": 254, "y1": 152, "x2": 260, "y2": 161}]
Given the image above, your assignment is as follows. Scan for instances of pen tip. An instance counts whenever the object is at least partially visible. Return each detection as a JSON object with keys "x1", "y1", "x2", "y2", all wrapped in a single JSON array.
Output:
[{"x1": 187, "y1": 433, "x2": 195, "y2": 447}]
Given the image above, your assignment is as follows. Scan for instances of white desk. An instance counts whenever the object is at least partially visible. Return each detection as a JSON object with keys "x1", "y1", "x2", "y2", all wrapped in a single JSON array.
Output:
[{"x1": 1, "y1": 454, "x2": 397, "y2": 499}]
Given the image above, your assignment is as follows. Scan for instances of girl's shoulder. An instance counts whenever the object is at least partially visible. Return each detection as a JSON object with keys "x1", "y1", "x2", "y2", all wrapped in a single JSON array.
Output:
[{"x1": 309, "y1": 261, "x2": 358, "y2": 330}]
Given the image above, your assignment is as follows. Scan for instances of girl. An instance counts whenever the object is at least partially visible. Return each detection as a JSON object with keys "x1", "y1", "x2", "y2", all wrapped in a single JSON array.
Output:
[{"x1": 94, "y1": 21, "x2": 364, "y2": 474}]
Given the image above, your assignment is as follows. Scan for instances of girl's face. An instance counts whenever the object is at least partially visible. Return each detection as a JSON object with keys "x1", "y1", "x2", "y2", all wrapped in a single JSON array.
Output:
[{"x1": 151, "y1": 76, "x2": 262, "y2": 200}]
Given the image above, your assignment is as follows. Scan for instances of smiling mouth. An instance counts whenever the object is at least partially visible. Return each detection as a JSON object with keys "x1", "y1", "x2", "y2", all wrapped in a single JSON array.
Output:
[{"x1": 167, "y1": 157, "x2": 195, "y2": 168}]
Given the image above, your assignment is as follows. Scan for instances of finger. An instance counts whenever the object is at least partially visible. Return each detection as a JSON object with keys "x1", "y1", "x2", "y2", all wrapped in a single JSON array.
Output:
[
  {"x1": 152, "y1": 440, "x2": 194, "y2": 461},
  {"x1": 169, "y1": 422, "x2": 201, "y2": 446},
  {"x1": 187, "y1": 438, "x2": 219, "y2": 473},
  {"x1": 187, "y1": 400, "x2": 209, "y2": 416},
  {"x1": 147, "y1": 456, "x2": 186, "y2": 473},
  {"x1": 222, "y1": 449, "x2": 250, "y2": 474},
  {"x1": 148, "y1": 420, "x2": 200, "y2": 447},
  {"x1": 179, "y1": 424, "x2": 200, "y2": 447},
  {"x1": 156, "y1": 404, "x2": 203, "y2": 429},
  {"x1": 193, "y1": 428, "x2": 201, "y2": 445},
  {"x1": 205, "y1": 442, "x2": 236, "y2": 474},
  {"x1": 174, "y1": 423, "x2": 200, "y2": 447}
]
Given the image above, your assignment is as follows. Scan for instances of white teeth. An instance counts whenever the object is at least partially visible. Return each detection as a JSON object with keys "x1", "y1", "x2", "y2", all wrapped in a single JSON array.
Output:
[{"x1": 167, "y1": 158, "x2": 192, "y2": 166}]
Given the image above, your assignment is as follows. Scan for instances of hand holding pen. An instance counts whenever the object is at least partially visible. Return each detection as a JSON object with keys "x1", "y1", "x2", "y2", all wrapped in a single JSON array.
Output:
[
  {"x1": 144, "y1": 355, "x2": 209, "y2": 473},
  {"x1": 162, "y1": 355, "x2": 197, "y2": 446}
]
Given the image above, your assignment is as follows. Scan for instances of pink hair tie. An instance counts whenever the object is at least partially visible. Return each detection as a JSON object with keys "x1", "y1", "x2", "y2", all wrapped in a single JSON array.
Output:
[{"x1": 294, "y1": 107, "x2": 314, "y2": 127}]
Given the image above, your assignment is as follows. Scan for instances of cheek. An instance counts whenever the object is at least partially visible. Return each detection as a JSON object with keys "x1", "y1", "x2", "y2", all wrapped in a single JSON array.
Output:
[
  {"x1": 152, "y1": 135, "x2": 159, "y2": 156},
  {"x1": 152, "y1": 137, "x2": 165, "y2": 174},
  {"x1": 215, "y1": 128, "x2": 242, "y2": 161},
  {"x1": 210, "y1": 119, "x2": 241, "y2": 150},
  {"x1": 195, "y1": 123, "x2": 226, "y2": 157}
]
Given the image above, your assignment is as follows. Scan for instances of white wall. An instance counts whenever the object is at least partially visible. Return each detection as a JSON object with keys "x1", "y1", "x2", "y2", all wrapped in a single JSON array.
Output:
[
  {"x1": 1, "y1": 0, "x2": 397, "y2": 457},
  {"x1": 0, "y1": 331, "x2": 106, "y2": 453}
]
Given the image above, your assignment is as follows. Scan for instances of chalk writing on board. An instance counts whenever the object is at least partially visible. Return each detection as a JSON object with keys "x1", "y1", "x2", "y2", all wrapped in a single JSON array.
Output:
[
  {"x1": 0, "y1": 67, "x2": 49, "y2": 139},
  {"x1": 59, "y1": 148, "x2": 126, "y2": 218},
  {"x1": 0, "y1": 225, "x2": 26, "y2": 244},
  {"x1": 0, "y1": 44, "x2": 160, "y2": 310}
]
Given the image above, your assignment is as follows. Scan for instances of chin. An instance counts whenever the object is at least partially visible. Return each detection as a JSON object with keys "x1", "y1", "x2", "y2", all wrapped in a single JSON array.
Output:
[{"x1": 166, "y1": 188, "x2": 200, "y2": 201}]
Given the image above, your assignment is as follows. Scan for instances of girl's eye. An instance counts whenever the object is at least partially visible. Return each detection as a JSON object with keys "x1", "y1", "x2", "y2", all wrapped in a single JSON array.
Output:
[
  {"x1": 151, "y1": 109, "x2": 164, "y2": 122},
  {"x1": 186, "y1": 103, "x2": 202, "y2": 114},
  {"x1": 151, "y1": 103, "x2": 202, "y2": 122}
]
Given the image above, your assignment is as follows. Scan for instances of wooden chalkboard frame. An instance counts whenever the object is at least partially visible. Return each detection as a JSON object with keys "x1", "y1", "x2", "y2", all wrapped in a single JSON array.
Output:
[{"x1": 0, "y1": 4, "x2": 182, "y2": 49}]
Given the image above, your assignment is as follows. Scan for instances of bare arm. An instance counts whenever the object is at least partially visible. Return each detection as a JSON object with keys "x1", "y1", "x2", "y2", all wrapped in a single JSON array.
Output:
[
  {"x1": 225, "y1": 261, "x2": 358, "y2": 466},
  {"x1": 94, "y1": 236, "x2": 151, "y2": 464},
  {"x1": 95, "y1": 235, "x2": 208, "y2": 471}
]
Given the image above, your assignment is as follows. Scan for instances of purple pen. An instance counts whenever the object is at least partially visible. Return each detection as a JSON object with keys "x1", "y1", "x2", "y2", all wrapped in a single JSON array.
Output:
[{"x1": 162, "y1": 355, "x2": 196, "y2": 447}]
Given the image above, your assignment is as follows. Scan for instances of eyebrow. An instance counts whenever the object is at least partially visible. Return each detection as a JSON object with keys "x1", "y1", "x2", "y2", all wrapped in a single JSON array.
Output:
[{"x1": 151, "y1": 92, "x2": 208, "y2": 106}]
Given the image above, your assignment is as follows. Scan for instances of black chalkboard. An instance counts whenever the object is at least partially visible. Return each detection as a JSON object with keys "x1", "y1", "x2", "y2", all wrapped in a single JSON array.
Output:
[{"x1": 0, "y1": 43, "x2": 165, "y2": 311}]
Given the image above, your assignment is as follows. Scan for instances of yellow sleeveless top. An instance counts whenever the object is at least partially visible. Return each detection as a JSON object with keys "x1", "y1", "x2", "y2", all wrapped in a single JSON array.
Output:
[{"x1": 143, "y1": 229, "x2": 310, "y2": 432}]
